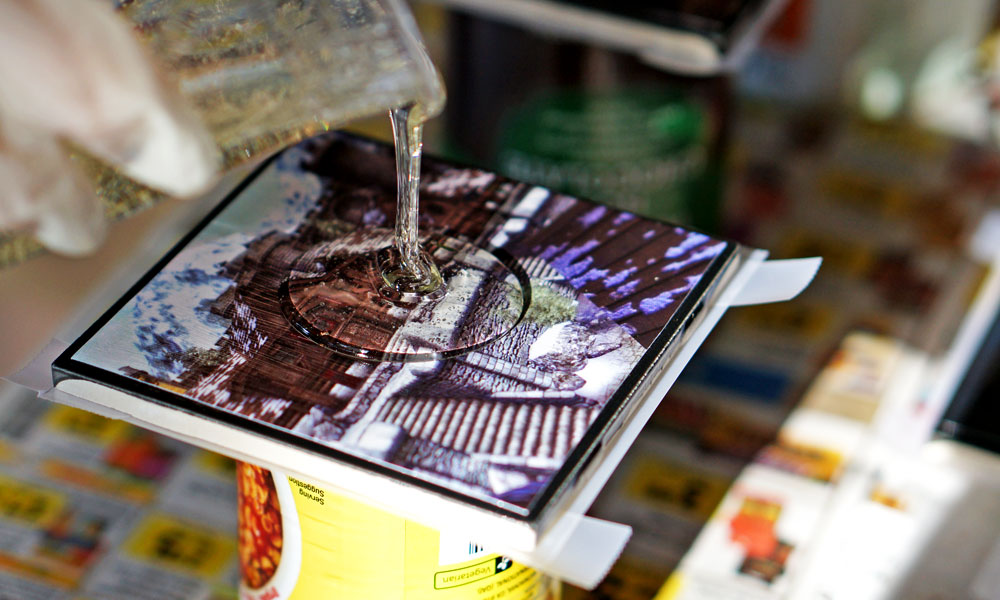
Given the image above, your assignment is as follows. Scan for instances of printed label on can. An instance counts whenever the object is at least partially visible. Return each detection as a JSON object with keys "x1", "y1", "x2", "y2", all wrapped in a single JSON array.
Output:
[{"x1": 236, "y1": 463, "x2": 560, "y2": 600}]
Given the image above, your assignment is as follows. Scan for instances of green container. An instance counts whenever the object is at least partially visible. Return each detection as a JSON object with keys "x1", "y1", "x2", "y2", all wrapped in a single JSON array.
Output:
[{"x1": 496, "y1": 89, "x2": 711, "y2": 226}]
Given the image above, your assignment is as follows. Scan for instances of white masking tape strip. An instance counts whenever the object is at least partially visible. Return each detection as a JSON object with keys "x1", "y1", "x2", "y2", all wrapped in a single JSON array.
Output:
[
  {"x1": 5, "y1": 339, "x2": 68, "y2": 392},
  {"x1": 730, "y1": 256, "x2": 822, "y2": 306},
  {"x1": 506, "y1": 514, "x2": 632, "y2": 590}
]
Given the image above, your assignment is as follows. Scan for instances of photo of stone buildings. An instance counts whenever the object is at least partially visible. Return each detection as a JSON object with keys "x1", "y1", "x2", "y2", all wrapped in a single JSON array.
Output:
[{"x1": 73, "y1": 133, "x2": 729, "y2": 510}]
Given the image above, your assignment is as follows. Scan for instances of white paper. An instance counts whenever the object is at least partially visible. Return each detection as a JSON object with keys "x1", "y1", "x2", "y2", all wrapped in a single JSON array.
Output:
[
  {"x1": 506, "y1": 514, "x2": 633, "y2": 590},
  {"x1": 730, "y1": 256, "x2": 821, "y2": 307},
  {"x1": 5, "y1": 339, "x2": 67, "y2": 392},
  {"x1": 971, "y1": 514, "x2": 1000, "y2": 600},
  {"x1": 969, "y1": 208, "x2": 1000, "y2": 264}
]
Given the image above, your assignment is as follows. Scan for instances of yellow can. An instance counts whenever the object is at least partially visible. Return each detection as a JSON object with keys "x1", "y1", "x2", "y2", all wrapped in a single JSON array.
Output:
[{"x1": 236, "y1": 462, "x2": 562, "y2": 600}]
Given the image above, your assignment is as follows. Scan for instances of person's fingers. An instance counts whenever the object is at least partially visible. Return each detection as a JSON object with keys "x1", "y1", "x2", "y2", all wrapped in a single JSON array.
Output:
[
  {"x1": 32, "y1": 164, "x2": 107, "y2": 256},
  {"x1": 0, "y1": 0, "x2": 219, "y2": 197},
  {"x1": 0, "y1": 149, "x2": 36, "y2": 233},
  {"x1": 0, "y1": 127, "x2": 106, "y2": 255}
]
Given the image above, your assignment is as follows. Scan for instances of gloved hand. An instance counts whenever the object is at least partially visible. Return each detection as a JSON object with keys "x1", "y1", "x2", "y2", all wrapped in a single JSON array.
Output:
[{"x1": 0, "y1": 0, "x2": 219, "y2": 255}]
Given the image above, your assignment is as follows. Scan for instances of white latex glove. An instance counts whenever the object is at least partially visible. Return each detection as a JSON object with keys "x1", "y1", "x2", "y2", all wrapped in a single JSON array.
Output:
[{"x1": 0, "y1": 0, "x2": 219, "y2": 255}]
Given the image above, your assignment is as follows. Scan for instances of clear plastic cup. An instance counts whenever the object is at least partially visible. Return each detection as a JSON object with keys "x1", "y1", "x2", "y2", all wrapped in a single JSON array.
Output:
[{"x1": 119, "y1": 0, "x2": 445, "y2": 169}]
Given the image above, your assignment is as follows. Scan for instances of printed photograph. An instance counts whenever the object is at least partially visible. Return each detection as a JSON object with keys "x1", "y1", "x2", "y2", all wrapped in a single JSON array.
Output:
[{"x1": 70, "y1": 133, "x2": 729, "y2": 511}]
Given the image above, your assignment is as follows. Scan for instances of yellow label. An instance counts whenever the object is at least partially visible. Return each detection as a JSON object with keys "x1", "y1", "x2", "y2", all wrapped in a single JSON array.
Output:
[
  {"x1": 819, "y1": 171, "x2": 912, "y2": 217},
  {"x1": 654, "y1": 572, "x2": 684, "y2": 600},
  {"x1": 124, "y1": 513, "x2": 236, "y2": 578},
  {"x1": 434, "y1": 557, "x2": 513, "y2": 590},
  {"x1": 736, "y1": 302, "x2": 834, "y2": 340},
  {"x1": 40, "y1": 459, "x2": 156, "y2": 503},
  {"x1": 757, "y1": 436, "x2": 844, "y2": 483},
  {"x1": 625, "y1": 458, "x2": 730, "y2": 521},
  {"x1": 0, "y1": 473, "x2": 66, "y2": 528},
  {"x1": 0, "y1": 440, "x2": 18, "y2": 464},
  {"x1": 195, "y1": 451, "x2": 237, "y2": 478},
  {"x1": 287, "y1": 480, "x2": 406, "y2": 598},
  {"x1": 737, "y1": 497, "x2": 781, "y2": 522},
  {"x1": 779, "y1": 231, "x2": 872, "y2": 277},
  {"x1": 568, "y1": 557, "x2": 670, "y2": 600},
  {"x1": 850, "y1": 118, "x2": 947, "y2": 156},
  {"x1": 43, "y1": 406, "x2": 130, "y2": 443},
  {"x1": 241, "y1": 468, "x2": 560, "y2": 600}
]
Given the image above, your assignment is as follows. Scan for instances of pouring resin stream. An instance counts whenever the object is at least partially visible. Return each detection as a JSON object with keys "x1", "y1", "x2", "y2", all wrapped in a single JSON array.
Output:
[{"x1": 279, "y1": 105, "x2": 530, "y2": 362}]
